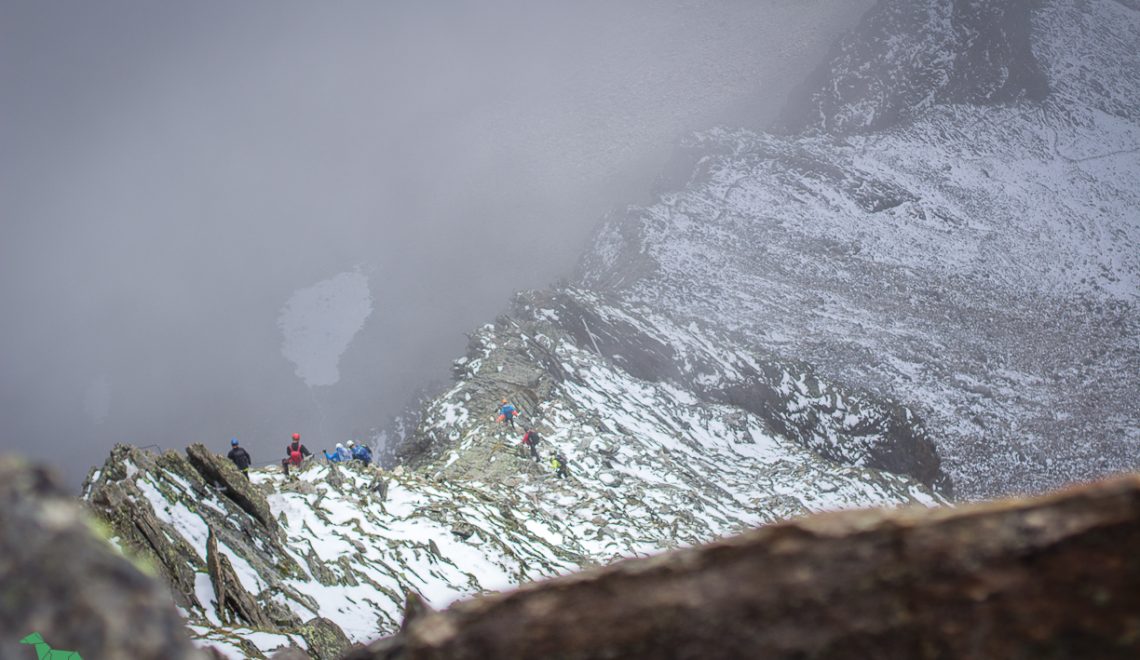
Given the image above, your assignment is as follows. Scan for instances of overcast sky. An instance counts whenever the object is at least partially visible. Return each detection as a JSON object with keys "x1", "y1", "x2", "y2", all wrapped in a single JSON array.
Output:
[{"x1": 0, "y1": 0, "x2": 870, "y2": 489}]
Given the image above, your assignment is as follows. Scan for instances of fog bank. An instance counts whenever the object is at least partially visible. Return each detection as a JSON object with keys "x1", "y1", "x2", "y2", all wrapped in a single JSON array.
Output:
[{"x1": 0, "y1": 0, "x2": 871, "y2": 487}]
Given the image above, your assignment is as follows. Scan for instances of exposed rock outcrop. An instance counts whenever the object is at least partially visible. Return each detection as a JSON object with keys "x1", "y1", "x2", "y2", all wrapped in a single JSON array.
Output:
[
  {"x1": 207, "y1": 528, "x2": 272, "y2": 628},
  {"x1": 0, "y1": 457, "x2": 207, "y2": 659},
  {"x1": 348, "y1": 473, "x2": 1140, "y2": 659},
  {"x1": 83, "y1": 444, "x2": 351, "y2": 657},
  {"x1": 186, "y1": 442, "x2": 278, "y2": 533},
  {"x1": 83, "y1": 446, "x2": 208, "y2": 608}
]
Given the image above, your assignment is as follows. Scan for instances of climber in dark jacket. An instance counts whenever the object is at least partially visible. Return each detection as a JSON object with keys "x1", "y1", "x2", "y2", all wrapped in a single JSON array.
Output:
[
  {"x1": 281, "y1": 433, "x2": 312, "y2": 476},
  {"x1": 227, "y1": 438, "x2": 252, "y2": 478}
]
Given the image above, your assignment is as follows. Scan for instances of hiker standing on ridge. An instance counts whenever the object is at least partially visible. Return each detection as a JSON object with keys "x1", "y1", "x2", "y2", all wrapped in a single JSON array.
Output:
[
  {"x1": 520, "y1": 427, "x2": 541, "y2": 462},
  {"x1": 497, "y1": 399, "x2": 521, "y2": 429},
  {"x1": 281, "y1": 432, "x2": 312, "y2": 476},
  {"x1": 227, "y1": 438, "x2": 252, "y2": 479}
]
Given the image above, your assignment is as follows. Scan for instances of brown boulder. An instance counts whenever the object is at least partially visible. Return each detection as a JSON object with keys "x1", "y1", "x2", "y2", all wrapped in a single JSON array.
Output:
[{"x1": 347, "y1": 474, "x2": 1140, "y2": 659}]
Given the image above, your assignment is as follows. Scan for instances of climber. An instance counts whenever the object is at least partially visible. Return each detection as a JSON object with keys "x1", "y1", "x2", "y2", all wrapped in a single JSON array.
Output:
[
  {"x1": 349, "y1": 440, "x2": 373, "y2": 466},
  {"x1": 227, "y1": 438, "x2": 252, "y2": 479},
  {"x1": 520, "y1": 427, "x2": 541, "y2": 462},
  {"x1": 497, "y1": 399, "x2": 521, "y2": 429},
  {"x1": 323, "y1": 442, "x2": 350, "y2": 463},
  {"x1": 281, "y1": 432, "x2": 312, "y2": 476},
  {"x1": 551, "y1": 452, "x2": 569, "y2": 479}
]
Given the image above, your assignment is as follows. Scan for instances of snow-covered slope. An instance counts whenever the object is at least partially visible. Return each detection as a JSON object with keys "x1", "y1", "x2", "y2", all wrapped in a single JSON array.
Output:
[
  {"x1": 581, "y1": 0, "x2": 1140, "y2": 499},
  {"x1": 83, "y1": 285, "x2": 944, "y2": 655}
]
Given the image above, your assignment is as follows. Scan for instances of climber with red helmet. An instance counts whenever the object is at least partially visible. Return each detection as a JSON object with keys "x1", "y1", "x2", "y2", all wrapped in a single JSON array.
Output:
[{"x1": 281, "y1": 432, "x2": 311, "y2": 476}]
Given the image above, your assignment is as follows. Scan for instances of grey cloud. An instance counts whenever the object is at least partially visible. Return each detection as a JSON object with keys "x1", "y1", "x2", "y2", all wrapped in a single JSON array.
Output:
[{"x1": 0, "y1": 0, "x2": 871, "y2": 488}]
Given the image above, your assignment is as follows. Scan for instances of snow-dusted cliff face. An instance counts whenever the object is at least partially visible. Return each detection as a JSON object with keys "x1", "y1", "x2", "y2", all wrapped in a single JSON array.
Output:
[
  {"x1": 582, "y1": 0, "x2": 1140, "y2": 498},
  {"x1": 774, "y1": 0, "x2": 1048, "y2": 135}
]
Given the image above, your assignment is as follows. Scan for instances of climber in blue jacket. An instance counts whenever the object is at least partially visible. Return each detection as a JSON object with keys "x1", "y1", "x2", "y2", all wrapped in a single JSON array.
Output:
[
  {"x1": 323, "y1": 443, "x2": 350, "y2": 463},
  {"x1": 348, "y1": 440, "x2": 373, "y2": 466}
]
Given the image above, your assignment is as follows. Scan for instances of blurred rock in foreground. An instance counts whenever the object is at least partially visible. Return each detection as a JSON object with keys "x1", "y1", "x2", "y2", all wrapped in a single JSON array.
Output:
[
  {"x1": 349, "y1": 473, "x2": 1140, "y2": 660},
  {"x1": 0, "y1": 457, "x2": 207, "y2": 660}
]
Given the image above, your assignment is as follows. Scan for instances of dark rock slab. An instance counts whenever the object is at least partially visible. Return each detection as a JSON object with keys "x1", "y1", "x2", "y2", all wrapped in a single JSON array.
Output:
[
  {"x1": 186, "y1": 443, "x2": 278, "y2": 533},
  {"x1": 206, "y1": 527, "x2": 272, "y2": 628},
  {"x1": 84, "y1": 445, "x2": 206, "y2": 609}
]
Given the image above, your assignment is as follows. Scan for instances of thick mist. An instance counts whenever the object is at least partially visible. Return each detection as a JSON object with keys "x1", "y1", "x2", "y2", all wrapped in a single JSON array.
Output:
[{"x1": 0, "y1": 1, "x2": 871, "y2": 488}]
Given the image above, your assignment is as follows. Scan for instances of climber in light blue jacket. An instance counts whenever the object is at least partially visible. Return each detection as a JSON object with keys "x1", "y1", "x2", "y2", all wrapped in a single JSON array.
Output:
[{"x1": 323, "y1": 443, "x2": 350, "y2": 463}]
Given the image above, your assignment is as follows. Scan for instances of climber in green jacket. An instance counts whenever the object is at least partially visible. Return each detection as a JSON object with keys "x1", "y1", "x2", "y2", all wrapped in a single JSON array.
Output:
[{"x1": 551, "y1": 452, "x2": 569, "y2": 479}]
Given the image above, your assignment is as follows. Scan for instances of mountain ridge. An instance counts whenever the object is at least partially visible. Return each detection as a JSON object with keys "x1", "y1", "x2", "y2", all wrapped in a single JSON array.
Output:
[{"x1": 75, "y1": 0, "x2": 1140, "y2": 655}]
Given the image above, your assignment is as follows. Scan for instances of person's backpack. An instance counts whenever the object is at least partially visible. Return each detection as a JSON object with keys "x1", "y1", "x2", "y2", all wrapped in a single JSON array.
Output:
[{"x1": 289, "y1": 444, "x2": 303, "y2": 465}]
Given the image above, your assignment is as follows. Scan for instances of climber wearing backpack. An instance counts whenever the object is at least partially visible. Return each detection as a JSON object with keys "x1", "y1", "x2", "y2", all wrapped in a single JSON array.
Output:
[
  {"x1": 551, "y1": 452, "x2": 569, "y2": 479},
  {"x1": 227, "y1": 438, "x2": 252, "y2": 479},
  {"x1": 349, "y1": 440, "x2": 373, "y2": 466},
  {"x1": 520, "y1": 428, "x2": 541, "y2": 462},
  {"x1": 281, "y1": 433, "x2": 312, "y2": 476},
  {"x1": 497, "y1": 399, "x2": 521, "y2": 429},
  {"x1": 323, "y1": 443, "x2": 350, "y2": 463}
]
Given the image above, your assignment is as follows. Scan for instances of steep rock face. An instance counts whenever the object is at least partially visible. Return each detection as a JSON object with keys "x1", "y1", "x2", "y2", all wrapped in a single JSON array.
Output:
[
  {"x1": 0, "y1": 457, "x2": 207, "y2": 660},
  {"x1": 579, "y1": 0, "x2": 1140, "y2": 499},
  {"x1": 350, "y1": 473, "x2": 1140, "y2": 660},
  {"x1": 775, "y1": 0, "x2": 1048, "y2": 135},
  {"x1": 399, "y1": 286, "x2": 946, "y2": 509},
  {"x1": 532, "y1": 290, "x2": 946, "y2": 489}
]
